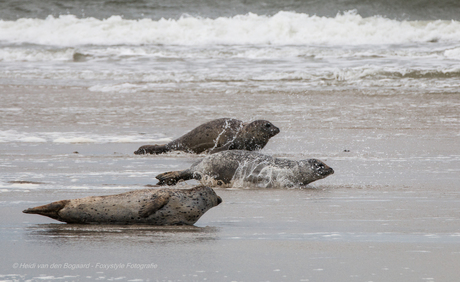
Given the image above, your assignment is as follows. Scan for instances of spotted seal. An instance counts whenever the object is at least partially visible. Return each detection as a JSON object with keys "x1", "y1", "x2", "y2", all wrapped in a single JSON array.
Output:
[
  {"x1": 156, "y1": 150, "x2": 334, "y2": 188},
  {"x1": 134, "y1": 118, "x2": 280, "y2": 154},
  {"x1": 23, "y1": 186, "x2": 222, "y2": 225}
]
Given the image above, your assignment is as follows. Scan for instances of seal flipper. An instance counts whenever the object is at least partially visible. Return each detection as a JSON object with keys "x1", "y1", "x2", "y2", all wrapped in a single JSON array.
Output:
[
  {"x1": 22, "y1": 200, "x2": 70, "y2": 220},
  {"x1": 156, "y1": 170, "x2": 194, "y2": 186},
  {"x1": 207, "y1": 143, "x2": 233, "y2": 154},
  {"x1": 134, "y1": 144, "x2": 169, "y2": 155},
  {"x1": 138, "y1": 192, "x2": 170, "y2": 218}
]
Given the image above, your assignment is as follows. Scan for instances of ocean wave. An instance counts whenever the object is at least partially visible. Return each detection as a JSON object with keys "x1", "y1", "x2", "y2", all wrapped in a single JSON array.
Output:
[
  {"x1": 444, "y1": 47, "x2": 460, "y2": 59},
  {"x1": 329, "y1": 67, "x2": 460, "y2": 80},
  {"x1": 3, "y1": 44, "x2": 459, "y2": 62},
  {"x1": 83, "y1": 66, "x2": 460, "y2": 92},
  {"x1": 1, "y1": 11, "x2": 460, "y2": 46},
  {"x1": 0, "y1": 47, "x2": 75, "y2": 62},
  {"x1": 2, "y1": 63, "x2": 459, "y2": 91}
]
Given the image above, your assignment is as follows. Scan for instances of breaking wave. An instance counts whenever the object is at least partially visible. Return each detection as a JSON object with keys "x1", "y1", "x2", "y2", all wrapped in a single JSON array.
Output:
[{"x1": 1, "y1": 11, "x2": 460, "y2": 47}]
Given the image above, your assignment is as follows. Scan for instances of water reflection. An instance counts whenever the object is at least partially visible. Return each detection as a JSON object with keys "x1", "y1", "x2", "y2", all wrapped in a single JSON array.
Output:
[{"x1": 25, "y1": 224, "x2": 220, "y2": 246}]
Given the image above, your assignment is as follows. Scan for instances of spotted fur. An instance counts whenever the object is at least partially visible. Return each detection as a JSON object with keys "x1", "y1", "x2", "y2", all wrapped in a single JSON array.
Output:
[
  {"x1": 156, "y1": 150, "x2": 334, "y2": 188},
  {"x1": 23, "y1": 186, "x2": 222, "y2": 225}
]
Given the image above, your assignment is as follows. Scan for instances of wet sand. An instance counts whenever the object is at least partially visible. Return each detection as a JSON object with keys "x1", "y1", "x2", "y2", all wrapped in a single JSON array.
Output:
[
  {"x1": 2, "y1": 183, "x2": 460, "y2": 281},
  {"x1": 1, "y1": 86, "x2": 459, "y2": 281}
]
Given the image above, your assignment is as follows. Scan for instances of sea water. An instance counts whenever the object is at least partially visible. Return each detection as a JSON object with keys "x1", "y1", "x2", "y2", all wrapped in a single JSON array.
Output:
[
  {"x1": 1, "y1": 1, "x2": 460, "y2": 281},
  {"x1": 1, "y1": 2, "x2": 460, "y2": 93},
  {"x1": 1, "y1": 1, "x2": 459, "y2": 158}
]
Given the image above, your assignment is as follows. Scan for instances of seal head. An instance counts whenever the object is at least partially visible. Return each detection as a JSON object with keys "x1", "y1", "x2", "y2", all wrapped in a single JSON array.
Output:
[
  {"x1": 210, "y1": 120, "x2": 280, "y2": 153},
  {"x1": 298, "y1": 159, "x2": 334, "y2": 185}
]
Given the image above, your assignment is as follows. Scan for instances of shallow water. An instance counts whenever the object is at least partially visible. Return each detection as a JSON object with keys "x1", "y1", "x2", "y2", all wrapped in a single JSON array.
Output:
[
  {"x1": 1, "y1": 86, "x2": 459, "y2": 281},
  {"x1": 2, "y1": 186, "x2": 460, "y2": 281},
  {"x1": 1, "y1": 0, "x2": 460, "y2": 281}
]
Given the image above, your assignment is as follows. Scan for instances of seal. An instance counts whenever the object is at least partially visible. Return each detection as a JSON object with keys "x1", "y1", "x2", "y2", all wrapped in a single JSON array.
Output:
[
  {"x1": 156, "y1": 150, "x2": 334, "y2": 188},
  {"x1": 23, "y1": 186, "x2": 222, "y2": 225},
  {"x1": 134, "y1": 118, "x2": 280, "y2": 154}
]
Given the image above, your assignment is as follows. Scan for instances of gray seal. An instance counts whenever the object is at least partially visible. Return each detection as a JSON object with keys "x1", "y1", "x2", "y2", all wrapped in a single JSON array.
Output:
[
  {"x1": 23, "y1": 186, "x2": 222, "y2": 225},
  {"x1": 156, "y1": 150, "x2": 334, "y2": 188},
  {"x1": 134, "y1": 118, "x2": 280, "y2": 154}
]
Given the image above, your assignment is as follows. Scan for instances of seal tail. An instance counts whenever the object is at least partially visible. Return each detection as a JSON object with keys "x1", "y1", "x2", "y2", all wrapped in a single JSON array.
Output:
[
  {"x1": 22, "y1": 200, "x2": 70, "y2": 220},
  {"x1": 134, "y1": 144, "x2": 169, "y2": 155},
  {"x1": 156, "y1": 170, "x2": 194, "y2": 186}
]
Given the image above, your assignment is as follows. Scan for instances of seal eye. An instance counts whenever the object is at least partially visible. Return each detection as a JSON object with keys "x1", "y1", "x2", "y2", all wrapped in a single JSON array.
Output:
[
  {"x1": 265, "y1": 123, "x2": 271, "y2": 128},
  {"x1": 315, "y1": 162, "x2": 324, "y2": 170}
]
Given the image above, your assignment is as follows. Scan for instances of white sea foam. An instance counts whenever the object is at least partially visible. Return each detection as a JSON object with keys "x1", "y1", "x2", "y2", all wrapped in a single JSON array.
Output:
[
  {"x1": 0, "y1": 130, "x2": 171, "y2": 144},
  {"x1": 85, "y1": 66, "x2": 460, "y2": 93},
  {"x1": 89, "y1": 83, "x2": 151, "y2": 93},
  {"x1": 199, "y1": 160, "x2": 302, "y2": 189},
  {"x1": 53, "y1": 137, "x2": 97, "y2": 143},
  {"x1": 231, "y1": 164, "x2": 298, "y2": 188},
  {"x1": 0, "y1": 47, "x2": 75, "y2": 62},
  {"x1": 444, "y1": 48, "x2": 460, "y2": 60},
  {"x1": 1, "y1": 11, "x2": 460, "y2": 47},
  {"x1": 1, "y1": 44, "x2": 455, "y2": 63},
  {"x1": 1, "y1": 11, "x2": 459, "y2": 92}
]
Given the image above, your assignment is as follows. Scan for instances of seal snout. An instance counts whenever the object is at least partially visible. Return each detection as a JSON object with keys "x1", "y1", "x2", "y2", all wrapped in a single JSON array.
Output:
[
  {"x1": 308, "y1": 159, "x2": 334, "y2": 177},
  {"x1": 271, "y1": 125, "x2": 280, "y2": 136},
  {"x1": 265, "y1": 122, "x2": 280, "y2": 136},
  {"x1": 191, "y1": 185, "x2": 222, "y2": 206}
]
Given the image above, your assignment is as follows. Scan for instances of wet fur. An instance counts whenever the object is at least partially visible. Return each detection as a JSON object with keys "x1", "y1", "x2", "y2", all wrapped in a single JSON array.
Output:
[
  {"x1": 156, "y1": 150, "x2": 334, "y2": 188},
  {"x1": 134, "y1": 118, "x2": 279, "y2": 154}
]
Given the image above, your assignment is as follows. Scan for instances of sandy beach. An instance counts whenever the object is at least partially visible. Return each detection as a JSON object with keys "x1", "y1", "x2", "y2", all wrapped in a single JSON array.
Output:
[
  {"x1": 2, "y1": 1, "x2": 460, "y2": 280},
  {"x1": 1, "y1": 85, "x2": 459, "y2": 281},
  {"x1": 2, "y1": 184, "x2": 459, "y2": 281}
]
